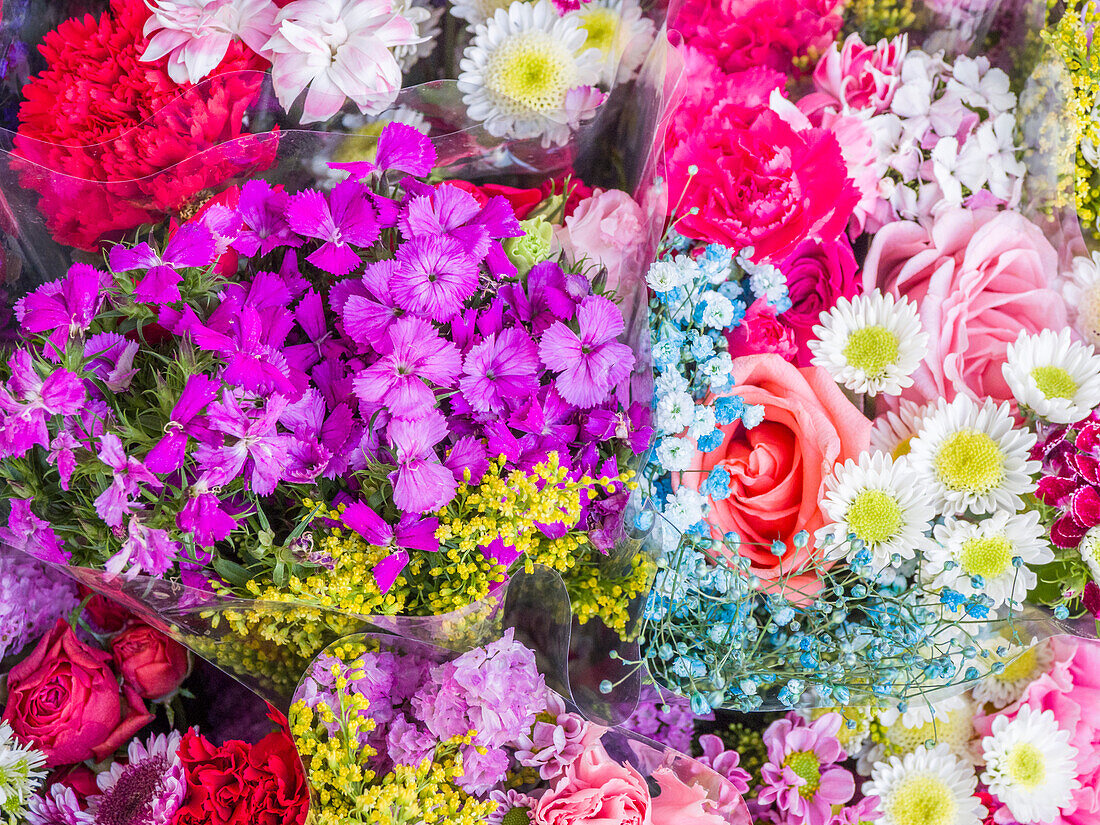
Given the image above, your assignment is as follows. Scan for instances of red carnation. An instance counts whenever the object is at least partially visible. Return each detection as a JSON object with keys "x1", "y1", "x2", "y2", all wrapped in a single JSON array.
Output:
[{"x1": 13, "y1": 0, "x2": 277, "y2": 250}]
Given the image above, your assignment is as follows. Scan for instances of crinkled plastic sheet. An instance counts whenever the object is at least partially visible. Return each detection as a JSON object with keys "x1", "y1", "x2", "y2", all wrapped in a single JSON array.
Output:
[{"x1": 636, "y1": 0, "x2": 1098, "y2": 712}]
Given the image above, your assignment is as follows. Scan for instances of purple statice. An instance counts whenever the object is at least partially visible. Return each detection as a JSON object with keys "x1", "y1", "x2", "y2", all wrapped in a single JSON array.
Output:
[
  {"x1": 15, "y1": 264, "x2": 107, "y2": 356},
  {"x1": 27, "y1": 783, "x2": 93, "y2": 825},
  {"x1": 514, "y1": 692, "x2": 607, "y2": 781},
  {"x1": 538, "y1": 295, "x2": 635, "y2": 408},
  {"x1": 86, "y1": 732, "x2": 185, "y2": 825},
  {"x1": 622, "y1": 683, "x2": 700, "y2": 755},
  {"x1": 92, "y1": 435, "x2": 162, "y2": 528},
  {"x1": 391, "y1": 236, "x2": 480, "y2": 323},
  {"x1": 106, "y1": 516, "x2": 183, "y2": 579},
  {"x1": 0, "y1": 350, "x2": 86, "y2": 458},
  {"x1": 109, "y1": 223, "x2": 216, "y2": 305},
  {"x1": 695, "y1": 733, "x2": 752, "y2": 811},
  {"x1": 0, "y1": 545, "x2": 79, "y2": 659},
  {"x1": 2, "y1": 499, "x2": 68, "y2": 563},
  {"x1": 193, "y1": 392, "x2": 293, "y2": 496},
  {"x1": 352, "y1": 317, "x2": 461, "y2": 419},
  {"x1": 385, "y1": 714, "x2": 434, "y2": 768},
  {"x1": 412, "y1": 630, "x2": 548, "y2": 794},
  {"x1": 285, "y1": 180, "x2": 379, "y2": 276},
  {"x1": 757, "y1": 714, "x2": 855, "y2": 825},
  {"x1": 459, "y1": 327, "x2": 540, "y2": 414}
]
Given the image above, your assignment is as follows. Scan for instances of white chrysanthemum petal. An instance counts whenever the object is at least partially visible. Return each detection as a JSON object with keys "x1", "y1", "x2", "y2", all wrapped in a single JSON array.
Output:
[
  {"x1": 1003, "y1": 328, "x2": 1100, "y2": 424},
  {"x1": 566, "y1": 0, "x2": 654, "y2": 85},
  {"x1": 870, "y1": 399, "x2": 935, "y2": 461},
  {"x1": 809, "y1": 290, "x2": 928, "y2": 397},
  {"x1": 980, "y1": 706, "x2": 1079, "y2": 824},
  {"x1": 970, "y1": 639, "x2": 1054, "y2": 709},
  {"x1": 865, "y1": 744, "x2": 986, "y2": 825}
]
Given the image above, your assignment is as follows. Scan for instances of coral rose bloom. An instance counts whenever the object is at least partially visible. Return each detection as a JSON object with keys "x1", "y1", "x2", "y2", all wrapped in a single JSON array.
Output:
[{"x1": 674, "y1": 354, "x2": 870, "y2": 597}]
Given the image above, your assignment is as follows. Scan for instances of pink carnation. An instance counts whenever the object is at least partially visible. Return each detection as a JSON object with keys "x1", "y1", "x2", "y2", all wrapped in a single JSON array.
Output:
[
  {"x1": 863, "y1": 208, "x2": 1069, "y2": 407},
  {"x1": 973, "y1": 638, "x2": 1100, "y2": 825}
]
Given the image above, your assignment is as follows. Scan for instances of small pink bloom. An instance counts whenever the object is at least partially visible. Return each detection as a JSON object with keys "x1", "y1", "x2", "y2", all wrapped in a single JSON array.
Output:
[
  {"x1": 554, "y1": 189, "x2": 649, "y2": 292},
  {"x1": 802, "y1": 33, "x2": 907, "y2": 116},
  {"x1": 533, "y1": 742, "x2": 650, "y2": 825}
]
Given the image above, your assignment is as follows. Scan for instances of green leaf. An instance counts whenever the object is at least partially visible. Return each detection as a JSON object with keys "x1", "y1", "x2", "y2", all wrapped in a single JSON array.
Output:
[{"x1": 212, "y1": 557, "x2": 254, "y2": 588}]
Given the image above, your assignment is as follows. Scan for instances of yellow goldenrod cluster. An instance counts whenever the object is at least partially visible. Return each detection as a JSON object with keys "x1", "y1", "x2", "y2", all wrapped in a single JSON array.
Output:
[
  {"x1": 563, "y1": 550, "x2": 655, "y2": 634},
  {"x1": 1044, "y1": 5, "x2": 1100, "y2": 227},
  {"x1": 843, "y1": 0, "x2": 917, "y2": 42}
]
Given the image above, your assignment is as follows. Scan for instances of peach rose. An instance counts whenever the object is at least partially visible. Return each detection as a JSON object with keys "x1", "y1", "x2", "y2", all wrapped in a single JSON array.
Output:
[
  {"x1": 533, "y1": 743, "x2": 650, "y2": 825},
  {"x1": 674, "y1": 354, "x2": 870, "y2": 596},
  {"x1": 862, "y1": 208, "x2": 1069, "y2": 407}
]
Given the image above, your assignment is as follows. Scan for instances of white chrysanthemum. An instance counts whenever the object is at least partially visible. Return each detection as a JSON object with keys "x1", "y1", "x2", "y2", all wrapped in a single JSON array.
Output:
[
  {"x1": 568, "y1": 0, "x2": 654, "y2": 85},
  {"x1": 449, "y1": 0, "x2": 521, "y2": 26},
  {"x1": 1064, "y1": 251, "x2": 1100, "y2": 346},
  {"x1": 865, "y1": 744, "x2": 986, "y2": 825},
  {"x1": 809, "y1": 290, "x2": 928, "y2": 396},
  {"x1": 970, "y1": 639, "x2": 1054, "y2": 709},
  {"x1": 870, "y1": 400, "x2": 934, "y2": 461},
  {"x1": 908, "y1": 395, "x2": 1039, "y2": 516},
  {"x1": 980, "y1": 706, "x2": 1079, "y2": 824},
  {"x1": 877, "y1": 696, "x2": 979, "y2": 766},
  {"x1": 0, "y1": 722, "x2": 47, "y2": 820},
  {"x1": 1079, "y1": 525, "x2": 1100, "y2": 584},
  {"x1": 925, "y1": 510, "x2": 1052, "y2": 608},
  {"x1": 818, "y1": 452, "x2": 935, "y2": 572},
  {"x1": 1003, "y1": 328, "x2": 1100, "y2": 424},
  {"x1": 393, "y1": 0, "x2": 444, "y2": 70},
  {"x1": 458, "y1": 0, "x2": 602, "y2": 147}
]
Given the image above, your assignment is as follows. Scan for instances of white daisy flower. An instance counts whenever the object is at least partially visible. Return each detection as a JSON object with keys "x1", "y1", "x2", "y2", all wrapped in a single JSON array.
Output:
[
  {"x1": 809, "y1": 290, "x2": 928, "y2": 397},
  {"x1": 970, "y1": 639, "x2": 1054, "y2": 709},
  {"x1": 1003, "y1": 328, "x2": 1100, "y2": 424},
  {"x1": 877, "y1": 695, "x2": 979, "y2": 766},
  {"x1": 870, "y1": 400, "x2": 935, "y2": 461},
  {"x1": 568, "y1": 0, "x2": 654, "y2": 86},
  {"x1": 449, "y1": 0, "x2": 519, "y2": 27},
  {"x1": 393, "y1": 0, "x2": 444, "y2": 70},
  {"x1": 865, "y1": 744, "x2": 985, "y2": 825},
  {"x1": 0, "y1": 722, "x2": 47, "y2": 820},
  {"x1": 458, "y1": 0, "x2": 602, "y2": 147},
  {"x1": 908, "y1": 395, "x2": 1039, "y2": 516},
  {"x1": 1078, "y1": 525, "x2": 1100, "y2": 583},
  {"x1": 925, "y1": 510, "x2": 1052, "y2": 608},
  {"x1": 819, "y1": 452, "x2": 935, "y2": 572},
  {"x1": 980, "y1": 706, "x2": 1079, "y2": 824}
]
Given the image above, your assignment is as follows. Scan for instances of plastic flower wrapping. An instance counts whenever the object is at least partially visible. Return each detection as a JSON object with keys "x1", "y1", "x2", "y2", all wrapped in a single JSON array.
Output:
[{"x1": 4, "y1": 0, "x2": 1100, "y2": 825}]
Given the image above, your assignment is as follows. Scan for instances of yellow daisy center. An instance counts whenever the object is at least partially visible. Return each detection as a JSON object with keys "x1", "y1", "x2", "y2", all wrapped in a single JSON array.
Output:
[
  {"x1": 887, "y1": 774, "x2": 957, "y2": 825},
  {"x1": 1007, "y1": 743, "x2": 1046, "y2": 789},
  {"x1": 485, "y1": 33, "x2": 574, "y2": 113},
  {"x1": 933, "y1": 429, "x2": 1005, "y2": 493},
  {"x1": 887, "y1": 705, "x2": 974, "y2": 757},
  {"x1": 1031, "y1": 365, "x2": 1077, "y2": 400},
  {"x1": 784, "y1": 751, "x2": 822, "y2": 799},
  {"x1": 580, "y1": 8, "x2": 619, "y2": 55},
  {"x1": 843, "y1": 325, "x2": 900, "y2": 378},
  {"x1": 846, "y1": 489, "x2": 904, "y2": 544},
  {"x1": 997, "y1": 645, "x2": 1038, "y2": 683},
  {"x1": 959, "y1": 534, "x2": 1014, "y2": 579},
  {"x1": 892, "y1": 436, "x2": 914, "y2": 460},
  {"x1": 502, "y1": 807, "x2": 533, "y2": 825}
]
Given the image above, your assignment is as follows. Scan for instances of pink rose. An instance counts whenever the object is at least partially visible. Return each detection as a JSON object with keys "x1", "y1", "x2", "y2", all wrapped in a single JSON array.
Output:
[
  {"x1": 974, "y1": 638, "x2": 1100, "y2": 825},
  {"x1": 778, "y1": 237, "x2": 860, "y2": 366},
  {"x1": 673, "y1": 354, "x2": 870, "y2": 597},
  {"x1": 650, "y1": 768, "x2": 728, "y2": 825},
  {"x1": 863, "y1": 208, "x2": 1069, "y2": 407},
  {"x1": 2, "y1": 619, "x2": 153, "y2": 766},
  {"x1": 555, "y1": 189, "x2": 648, "y2": 292},
  {"x1": 726, "y1": 299, "x2": 797, "y2": 361},
  {"x1": 533, "y1": 743, "x2": 650, "y2": 825},
  {"x1": 802, "y1": 33, "x2": 907, "y2": 116}
]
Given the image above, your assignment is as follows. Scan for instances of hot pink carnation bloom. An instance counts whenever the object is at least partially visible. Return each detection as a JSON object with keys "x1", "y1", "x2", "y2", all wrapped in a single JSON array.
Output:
[
  {"x1": 801, "y1": 33, "x2": 907, "y2": 116},
  {"x1": 973, "y1": 638, "x2": 1100, "y2": 825},
  {"x1": 264, "y1": 0, "x2": 421, "y2": 124},
  {"x1": 141, "y1": 0, "x2": 279, "y2": 84},
  {"x1": 863, "y1": 207, "x2": 1069, "y2": 407},
  {"x1": 757, "y1": 713, "x2": 855, "y2": 825}
]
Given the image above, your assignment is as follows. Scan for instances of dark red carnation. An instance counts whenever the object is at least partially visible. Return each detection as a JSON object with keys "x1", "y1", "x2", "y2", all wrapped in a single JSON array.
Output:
[{"x1": 13, "y1": 0, "x2": 277, "y2": 250}]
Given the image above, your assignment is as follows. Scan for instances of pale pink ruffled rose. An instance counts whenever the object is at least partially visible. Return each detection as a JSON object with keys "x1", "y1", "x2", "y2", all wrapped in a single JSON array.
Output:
[
  {"x1": 554, "y1": 189, "x2": 648, "y2": 292},
  {"x1": 802, "y1": 33, "x2": 907, "y2": 116},
  {"x1": 533, "y1": 743, "x2": 650, "y2": 825},
  {"x1": 862, "y1": 207, "x2": 1069, "y2": 407},
  {"x1": 973, "y1": 638, "x2": 1100, "y2": 825},
  {"x1": 650, "y1": 768, "x2": 728, "y2": 825}
]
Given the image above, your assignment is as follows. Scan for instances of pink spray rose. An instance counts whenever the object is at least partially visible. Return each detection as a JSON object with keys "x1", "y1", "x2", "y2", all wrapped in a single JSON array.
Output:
[
  {"x1": 533, "y1": 743, "x2": 650, "y2": 825},
  {"x1": 973, "y1": 638, "x2": 1100, "y2": 825},
  {"x1": 650, "y1": 768, "x2": 728, "y2": 825},
  {"x1": 863, "y1": 208, "x2": 1069, "y2": 407},
  {"x1": 725, "y1": 299, "x2": 797, "y2": 361},
  {"x1": 802, "y1": 33, "x2": 907, "y2": 116},
  {"x1": 554, "y1": 189, "x2": 649, "y2": 291},
  {"x1": 778, "y1": 236, "x2": 860, "y2": 367}
]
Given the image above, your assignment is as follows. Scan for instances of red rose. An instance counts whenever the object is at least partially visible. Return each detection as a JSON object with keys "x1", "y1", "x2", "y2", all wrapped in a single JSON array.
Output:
[
  {"x1": 444, "y1": 179, "x2": 545, "y2": 219},
  {"x1": 174, "y1": 729, "x2": 308, "y2": 825},
  {"x1": 111, "y1": 623, "x2": 190, "y2": 701},
  {"x1": 2, "y1": 620, "x2": 153, "y2": 767},
  {"x1": 80, "y1": 589, "x2": 133, "y2": 633}
]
